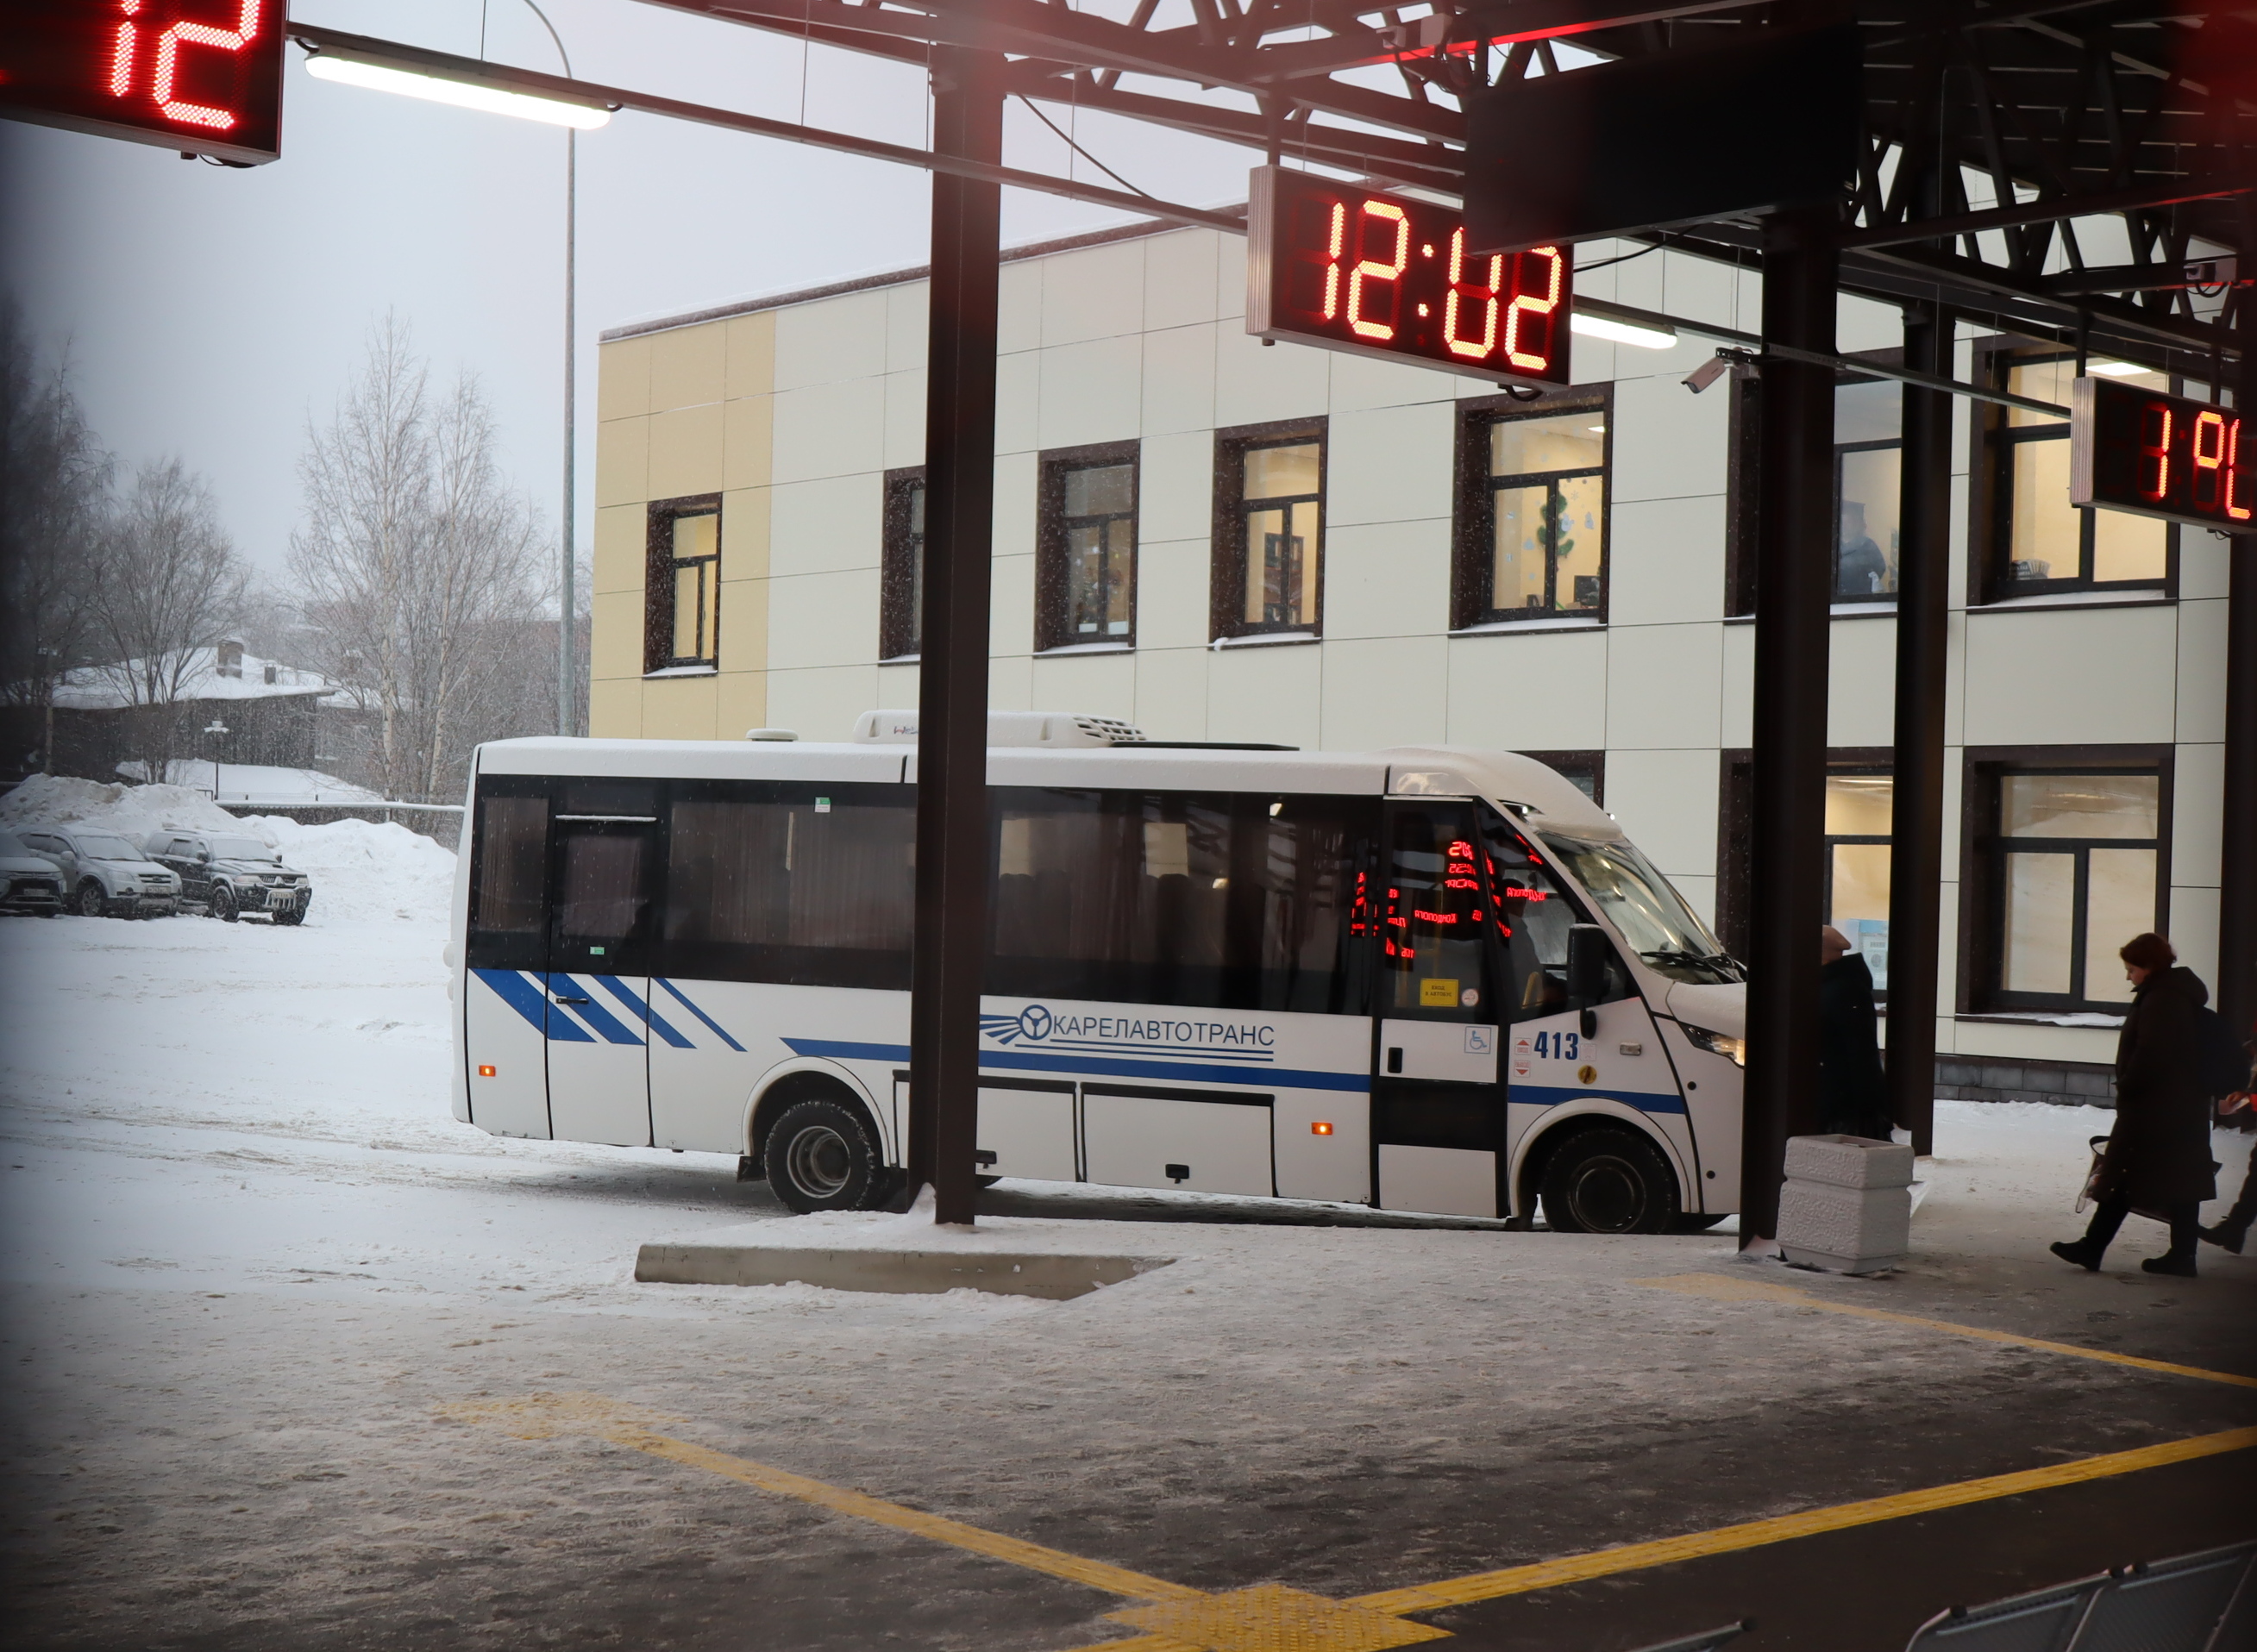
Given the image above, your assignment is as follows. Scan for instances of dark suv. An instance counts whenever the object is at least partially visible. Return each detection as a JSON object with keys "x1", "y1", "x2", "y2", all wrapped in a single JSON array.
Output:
[
  {"x1": 0, "y1": 829, "x2": 66, "y2": 916},
  {"x1": 145, "y1": 830, "x2": 313, "y2": 924}
]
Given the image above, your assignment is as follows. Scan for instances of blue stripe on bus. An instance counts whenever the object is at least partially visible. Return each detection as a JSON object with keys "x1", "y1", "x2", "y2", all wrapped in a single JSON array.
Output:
[
  {"x1": 1508, "y1": 1082, "x2": 1689, "y2": 1117},
  {"x1": 780, "y1": 1038, "x2": 1370, "y2": 1094},
  {"x1": 595, "y1": 975, "x2": 693, "y2": 1048},
  {"x1": 549, "y1": 975, "x2": 644, "y2": 1046},
  {"x1": 657, "y1": 979, "x2": 746, "y2": 1051},
  {"x1": 475, "y1": 967, "x2": 588, "y2": 1039}
]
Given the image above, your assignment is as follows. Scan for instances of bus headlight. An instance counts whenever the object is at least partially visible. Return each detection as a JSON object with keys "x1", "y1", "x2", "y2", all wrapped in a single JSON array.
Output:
[{"x1": 1683, "y1": 1023, "x2": 1745, "y2": 1067}]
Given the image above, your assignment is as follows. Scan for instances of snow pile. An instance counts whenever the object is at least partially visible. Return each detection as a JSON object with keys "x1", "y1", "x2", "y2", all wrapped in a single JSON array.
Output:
[
  {"x1": 247, "y1": 816, "x2": 456, "y2": 925},
  {"x1": 1, "y1": 774, "x2": 252, "y2": 843}
]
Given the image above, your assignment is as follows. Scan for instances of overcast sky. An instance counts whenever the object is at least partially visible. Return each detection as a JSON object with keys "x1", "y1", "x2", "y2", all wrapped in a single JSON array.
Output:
[{"x1": 1, "y1": 0, "x2": 1266, "y2": 585}]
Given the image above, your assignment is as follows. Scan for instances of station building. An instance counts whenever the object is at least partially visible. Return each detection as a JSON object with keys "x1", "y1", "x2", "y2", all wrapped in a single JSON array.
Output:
[{"x1": 590, "y1": 217, "x2": 2229, "y2": 1111}]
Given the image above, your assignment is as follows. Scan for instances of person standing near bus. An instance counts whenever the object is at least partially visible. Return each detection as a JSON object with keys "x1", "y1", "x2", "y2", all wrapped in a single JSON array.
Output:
[
  {"x1": 2052, "y1": 933, "x2": 2217, "y2": 1277},
  {"x1": 1817, "y1": 925, "x2": 1890, "y2": 1141}
]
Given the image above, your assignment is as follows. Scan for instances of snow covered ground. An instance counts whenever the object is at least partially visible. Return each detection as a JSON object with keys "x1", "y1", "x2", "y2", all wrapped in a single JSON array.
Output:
[{"x1": 1, "y1": 812, "x2": 2251, "y2": 1650}]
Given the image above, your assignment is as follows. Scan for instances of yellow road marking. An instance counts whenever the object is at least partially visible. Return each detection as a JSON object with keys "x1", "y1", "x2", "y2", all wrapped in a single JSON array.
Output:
[
  {"x1": 1350, "y1": 1425, "x2": 2257, "y2": 1616},
  {"x1": 1634, "y1": 1272, "x2": 2257, "y2": 1390},
  {"x1": 444, "y1": 1395, "x2": 2257, "y2": 1651},
  {"x1": 439, "y1": 1392, "x2": 1201, "y2": 1604}
]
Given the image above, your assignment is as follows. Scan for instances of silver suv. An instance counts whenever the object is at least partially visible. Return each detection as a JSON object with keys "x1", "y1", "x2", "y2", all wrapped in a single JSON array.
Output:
[
  {"x1": 0, "y1": 829, "x2": 66, "y2": 916},
  {"x1": 16, "y1": 826, "x2": 182, "y2": 918},
  {"x1": 144, "y1": 829, "x2": 312, "y2": 924}
]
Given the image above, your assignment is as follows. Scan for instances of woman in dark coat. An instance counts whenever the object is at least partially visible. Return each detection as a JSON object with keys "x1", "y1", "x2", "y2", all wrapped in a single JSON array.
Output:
[
  {"x1": 1817, "y1": 926, "x2": 1891, "y2": 1140},
  {"x1": 2051, "y1": 933, "x2": 2218, "y2": 1277}
]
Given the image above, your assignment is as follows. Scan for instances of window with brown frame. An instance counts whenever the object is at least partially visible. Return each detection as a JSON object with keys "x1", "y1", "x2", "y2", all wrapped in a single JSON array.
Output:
[
  {"x1": 1968, "y1": 341, "x2": 2175, "y2": 604},
  {"x1": 1957, "y1": 748, "x2": 2172, "y2": 1016},
  {"x1": 1037, "y1": 441, "x2": 1138, "y2": 651},
  {"x1": 1212, "y1": 419, "x2": 1325, "y2": 640},
  {"x1": 1452, "y1": 391, "x2": 1609, "y2": 629},
  {"x1": 879, "y1": 466, "x2": 926, "y2": 661},
  {"x1": 1715, "y1": 748, "x2": 1891, "y2": 967},
  {"x1": 645, "y1": 495, "x2": 722, "y2": 673}
]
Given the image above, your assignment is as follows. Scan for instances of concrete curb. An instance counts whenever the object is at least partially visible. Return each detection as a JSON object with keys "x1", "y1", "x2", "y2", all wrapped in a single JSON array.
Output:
[{"x1": 634, "y1": 1243, "x2": 1176, "y2": 1300}]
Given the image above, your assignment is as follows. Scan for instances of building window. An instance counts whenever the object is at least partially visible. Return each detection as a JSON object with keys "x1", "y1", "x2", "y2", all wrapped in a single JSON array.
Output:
[
  {"x1": 1826, "y1": 771, "x2": 1893, "y2": 986},
  {"x1": 1455, "y1": 397, "x2": 1608, "y2": 625},
  {"x1": 1975, "y1": 346, "x2": 2172, "y2": 601},
  {"x1": 1834, "y1": 373, "x2": 1902, "y2": 602},
  {"x1": 1038, "y1": 443, "x2": 1138, "y2": 651},
  {"x1": 1962, "y1": 755, "x2": 2170, "y2": 1015},
  {"x1": 1521, "y1": 749, "x2": 1604, "y2": 807},
  {"x1": 880, "y1": 467, "x2": 925, "y2": 661},
  {"x1": 645, "y1": 496, "x2": 722, "y2": 672},
  {"x1": 1213, "y1": 421, "x2": 1325, "y2": 639}
]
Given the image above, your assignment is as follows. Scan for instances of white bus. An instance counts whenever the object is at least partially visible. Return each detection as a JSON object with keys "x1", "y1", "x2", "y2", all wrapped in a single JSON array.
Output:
[{"x1": 447, "y1": 713, "x2": 1747, "y2": 1232}]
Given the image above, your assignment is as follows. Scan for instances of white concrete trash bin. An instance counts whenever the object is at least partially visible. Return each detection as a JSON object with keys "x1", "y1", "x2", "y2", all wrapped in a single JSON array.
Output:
[{"x1": 1776, "y1": 1134, "x2": 1916, "y2": 1274}]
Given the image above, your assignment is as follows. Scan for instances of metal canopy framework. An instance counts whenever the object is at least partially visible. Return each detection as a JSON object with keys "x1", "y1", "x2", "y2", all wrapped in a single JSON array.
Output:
[
  {"x1": 651, "y1": 0, "x2": 2254, "y2": 378},
  {"x1": 622, "y1": 0, "x2": 2254, "y2": 1231}
]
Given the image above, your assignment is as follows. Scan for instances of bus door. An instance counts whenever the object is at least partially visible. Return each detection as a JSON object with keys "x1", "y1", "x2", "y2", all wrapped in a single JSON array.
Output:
[
  {"x1": 544, "y1": 804, "x2": 657, "y2": 1148},
  {"x1": 1371, "y1": 800, "x2": 1506, "y2": 1218},
  {"x1": 464, "y1": 788, "x2": 554, "y2": 1138},
  {"x1": 1483, "y1": 819, "x2": 1688, "y2": 1223}
]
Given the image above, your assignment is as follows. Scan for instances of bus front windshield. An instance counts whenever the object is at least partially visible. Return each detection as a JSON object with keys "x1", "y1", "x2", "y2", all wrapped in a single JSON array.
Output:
[{"x1": 1539, "y1": 832, "x2": 1742, "y2": 985}]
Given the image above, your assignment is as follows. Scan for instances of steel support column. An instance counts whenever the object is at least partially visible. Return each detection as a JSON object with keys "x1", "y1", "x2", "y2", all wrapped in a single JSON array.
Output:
[
  {"x1": 2220, "y1": 328, "x2": 2257, "y2": 1042},
  {"x1": 1740, "y1": 206, "x2": 1839, "y2": 1241},
  {"x1": 908, "y1": 45, "x2": 1003, "y2": 1227},
  {"x1": 1884, "y1": 301, "x2": 1953, "y2": 1157}
]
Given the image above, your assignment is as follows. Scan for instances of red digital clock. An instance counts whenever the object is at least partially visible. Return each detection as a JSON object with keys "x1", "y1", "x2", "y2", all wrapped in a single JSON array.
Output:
[
  {"x1": 0, "y1": 0, "x2": 285, "y2": 166},
  {"x1": 2071, "y1": 376, "x2": 2254, "y2": 533},
  {"x1": 1247, "y1": 166, "x2": 1570, "y2": 386}
]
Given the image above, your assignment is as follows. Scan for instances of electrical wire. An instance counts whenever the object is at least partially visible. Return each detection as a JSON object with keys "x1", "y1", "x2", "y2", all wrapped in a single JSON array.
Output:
[
  {"x1": 1013, "y1": 95, "x2": 1151, "y2": 199},
  {"x1": 1577, "y1": 242, "x2": 1659, "y2": 274}
]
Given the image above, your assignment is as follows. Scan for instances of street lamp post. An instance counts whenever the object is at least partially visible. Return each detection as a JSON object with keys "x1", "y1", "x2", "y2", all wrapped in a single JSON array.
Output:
[
  {"x1": 518, "y1": 1, "x2": 580, "y2": 739},
  {"x1": 204, "y1": 720, "x2": 230, "y2": 804}
]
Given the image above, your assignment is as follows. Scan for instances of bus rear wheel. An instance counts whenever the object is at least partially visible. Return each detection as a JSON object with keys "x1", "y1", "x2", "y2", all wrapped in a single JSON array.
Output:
[
  {"x1": 1539, "y1": 1127, "x2": 1678, "y2": 1235},
  {"x1": 762, "y1": 1097, "x2": 890, "y2": 1214}
]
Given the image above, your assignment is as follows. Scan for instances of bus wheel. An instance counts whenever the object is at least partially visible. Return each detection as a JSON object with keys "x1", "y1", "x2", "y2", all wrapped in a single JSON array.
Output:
[
  {"x1": 763, "y1": 1098, "x2": 887, "y2": 1214},
  {"x1": 1539, "y1": 1128, "x2": 1678, "y2": 1235}
]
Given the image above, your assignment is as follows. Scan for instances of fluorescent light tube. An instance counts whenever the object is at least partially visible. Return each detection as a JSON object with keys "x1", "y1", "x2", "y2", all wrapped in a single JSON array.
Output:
[
  {"x1": 2085, "y1": 360, "x2": 2151, "y2": 378},
  {"x1": 305, "y1": 53, "x2": 611, "y2": 129},
  {"x1": 1571, "y1": 312, "x2": 1677, "y2": 350}
]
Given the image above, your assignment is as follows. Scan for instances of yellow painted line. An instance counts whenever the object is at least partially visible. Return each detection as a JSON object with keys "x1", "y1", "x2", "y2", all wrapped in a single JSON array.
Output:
[
  {"x1": 1351, "y1": 1424, "x2": 2257, "y2": 1616},
  {"x1": 440, "y1": 1392, "x2": 1201, "y2": 1605},
  {"x1": 1634, "y1": 1272, "x2": 2257, "y2": 1390}
]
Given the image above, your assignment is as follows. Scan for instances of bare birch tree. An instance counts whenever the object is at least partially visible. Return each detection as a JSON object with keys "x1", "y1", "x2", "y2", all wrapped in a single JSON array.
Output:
[
  {"x1": 292, "y1": 318, "x2": 548, "y2": 802},
  {"x1": 83, "y1": 458, "x2": 250, "y2": 784}
]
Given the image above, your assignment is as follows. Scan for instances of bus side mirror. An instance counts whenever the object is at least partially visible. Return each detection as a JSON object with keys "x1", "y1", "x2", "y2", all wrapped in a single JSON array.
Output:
[{"x1": 1565, "y1": 924, "x2": 1607, "y2": 1037}]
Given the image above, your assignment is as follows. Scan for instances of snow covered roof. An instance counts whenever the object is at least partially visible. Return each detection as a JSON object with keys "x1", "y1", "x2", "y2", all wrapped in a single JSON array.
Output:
[{"x1": 47, "y1": 645, "x2": 336, "y2": 710}]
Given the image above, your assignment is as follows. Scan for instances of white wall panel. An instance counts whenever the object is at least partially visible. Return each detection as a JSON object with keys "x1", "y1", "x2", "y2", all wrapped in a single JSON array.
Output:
[
  {"x1": 882, "y1": 370, "x2": 925, "y2": 471},
  {"x1": 1213, "y1": 326, "x2": 1328, "y2": 430},
  {"x1": 1826, "y1": 616, "x2": 1898, "y2": 748},
  {"x1": 1029, "y1": 646, "x2": 1138, "y2": 717},
  {"x1": 1606, "y1": 495, "x2": 1725, "y2": 627},
  {"x1": 885, "y1": 282, "x2": 927, "y2": 375},
  {"x1": 1142, "y1": 324, "x2": 1219, "y2": 438},
  {"x1": 1604, "y1": 623, "x2": 1722, "y2": 749},
  {"x1": 1322, "y1": 520, "x2": 1450, "y2": 641},
  {"x1": 2172, "y1": 739, "x2": 2225, "y2": 890},
  {"x1": 765, "y1": 662, "x2": 884, "y2": 742},
  {"x1": 767, "y1": 569, "x2": 880, "y2": 669},
  {"x1": 1605, "y1": 747, "x2": 1720, "y2": 881},
  {"x1": 1321, "y1": 636, "x2": 1448, "y2": 750},
  {"x1": 1132, "y1": 646, "x2": 1210, "y2": 740},
  {"x1": 1042, "y1": 242, "x2": 1146, "y2": 347},
  {"x1": 1608, "y1": 372, "x2": 1728, "y2": 504},
  {"x1": 2175, "y1": 598, "x2": 2229, "y2": 743},
  {"x1": 768, "y1": 474, "x2": 881, "y2": 579},
  {"x1": 1138, "y1": 430, "x2": 1214, "y2": 546},
  {"x1": 996, "y1": 261, "x2": 1042, "y2": 357},
  {"x1": 1960, "y1": 604, "x2": 2178, "y2": 746},
  {"x1": 1327, "y1": 401, "x2": 1453, "y2": 528},
  {"x1": 1209, "y1": 641, "x2": 1321, "y2": 748},
  {"x1": 770, "y1": 378, "x2": 886, "y2": 484},
  {"x1": 1144, "y1": 228, "x2": 1220, "y2": 332},
  {"x1": 1038, "y1": 335, "x2": 1144, "y2": 452},
  {"x1": 1137, "y1": 539, "x2": 1213, "y2": 652},
  {"x1": 1443, "y1": 628, "x2": 1608, "y2": 750},
  {"x1": 774, "y1": 290, "x2": 888, "y2": 391}
]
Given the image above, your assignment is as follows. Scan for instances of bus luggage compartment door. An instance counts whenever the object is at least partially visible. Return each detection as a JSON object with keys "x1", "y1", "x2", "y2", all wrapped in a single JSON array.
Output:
[
  {"x1": 1082, "y1": 1083, "x2": 1274, "y2": 1196},
  {"x1": 976, "y1": 1078, "x2": 1077, "y2": 1182}
]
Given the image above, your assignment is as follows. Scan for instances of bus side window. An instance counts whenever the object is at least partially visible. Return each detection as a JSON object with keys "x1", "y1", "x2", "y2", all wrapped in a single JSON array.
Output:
[
  {"x1": 1479, "y1": 816, "x2": 1622, "y2": 1023},
  {"x1": 472, "y1": 793, "x2": 549, "y2": 942}
]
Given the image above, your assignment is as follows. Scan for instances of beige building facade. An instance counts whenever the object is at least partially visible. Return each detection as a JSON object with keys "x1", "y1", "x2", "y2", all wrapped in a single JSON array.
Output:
[{"x1": 592, "y1": 218, "x2": 2229, "y2": 1105}]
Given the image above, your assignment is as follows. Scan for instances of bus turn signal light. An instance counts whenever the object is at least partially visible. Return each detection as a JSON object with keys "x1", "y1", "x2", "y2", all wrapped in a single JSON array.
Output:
[
  {"x1": 1312, "y1": 1121, "x2": 1333, "y2": 1135},
  {"x1": 478, "y1": 1065, "x2": 497, "y2": 1077}
]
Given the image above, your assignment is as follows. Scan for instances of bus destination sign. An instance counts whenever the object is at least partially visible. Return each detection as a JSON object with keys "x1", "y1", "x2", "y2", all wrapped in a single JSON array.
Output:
[
  {"x1": 2071, "y1": 375, "x2": 2253, "y2": 533},
  {"x1": 1247, "y1": 166, "x2": 1570, "y2": 387},
  {"x1": 0, "y1": 0, "x2": 286, "y2": 166}
]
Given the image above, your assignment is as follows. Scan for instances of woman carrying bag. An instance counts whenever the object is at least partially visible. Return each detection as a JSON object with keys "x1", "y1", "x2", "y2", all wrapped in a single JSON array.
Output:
[{"x1": 2050, "y1": 933, "x2": 2218, "y2": 1278}]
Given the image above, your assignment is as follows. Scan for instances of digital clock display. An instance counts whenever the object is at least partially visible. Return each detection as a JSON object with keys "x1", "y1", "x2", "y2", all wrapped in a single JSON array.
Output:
[
  {"x1": 0, "y1": 0, "x2": 285, "y2": 166},
  {"x1": 1246, "y1": 166, "x2": 1570, "y2": 386},
  {"x1": 2071, "y1": 375, "x2": 2253, "y2": 532}
]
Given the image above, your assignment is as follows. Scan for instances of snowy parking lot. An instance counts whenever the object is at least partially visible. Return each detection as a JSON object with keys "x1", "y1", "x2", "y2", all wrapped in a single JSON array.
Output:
[{"x1": 2, "y1": 817, "x2": 2252, "y2": 1651}]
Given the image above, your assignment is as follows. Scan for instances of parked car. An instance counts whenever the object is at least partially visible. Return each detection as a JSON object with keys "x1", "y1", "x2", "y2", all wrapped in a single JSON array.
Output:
[
  {"x1": 0, "y1": 829, "x2": 66, "y2": 916},
  {"x1": 16, "y1": 826, "x2": 181, "y2": 917},
  {"x1": 143, "y1": 829, "x2": 311, "y2": 924}
]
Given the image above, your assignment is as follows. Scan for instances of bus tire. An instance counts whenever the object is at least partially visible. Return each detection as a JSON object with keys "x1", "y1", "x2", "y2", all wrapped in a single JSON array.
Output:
[
  {"x1": 1538, "y1": 1126, "x2": 1679, "y2": 1235},
  {"x1": 762, "y1": 1097, "x2": 890, "y2": 1214}
]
